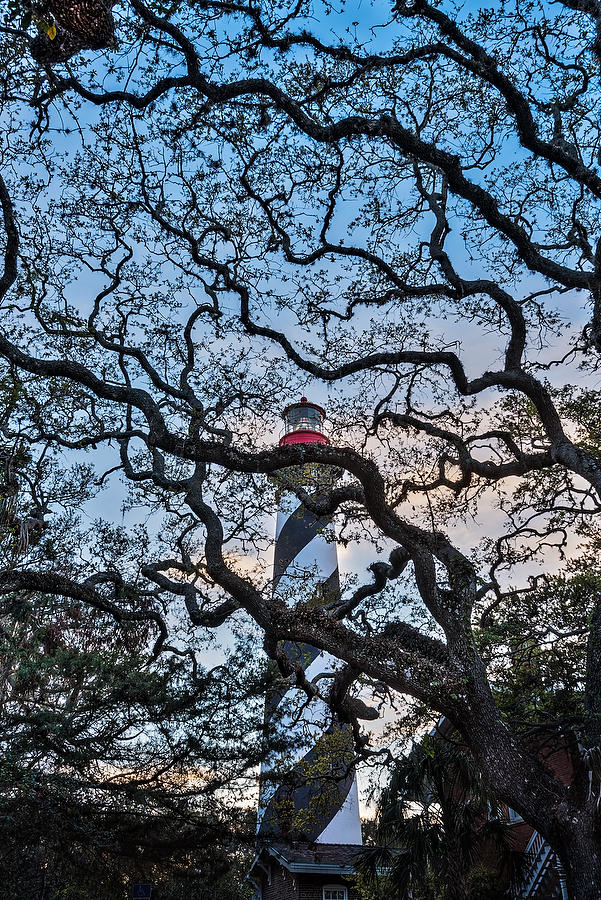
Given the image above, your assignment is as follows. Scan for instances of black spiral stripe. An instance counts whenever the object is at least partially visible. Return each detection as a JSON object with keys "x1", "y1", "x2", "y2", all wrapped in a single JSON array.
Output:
[
  {"x1": 272, "y1": 502, "x2": 329, "y2": 592},
  {"x1": 258, "y1": 727, "x2": 355, "y2": 841}
]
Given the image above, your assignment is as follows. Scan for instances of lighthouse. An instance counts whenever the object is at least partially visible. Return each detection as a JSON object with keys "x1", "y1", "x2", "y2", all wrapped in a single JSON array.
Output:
[{"x1": 250, "y1": 399, "x2": 363, "y2": 900}]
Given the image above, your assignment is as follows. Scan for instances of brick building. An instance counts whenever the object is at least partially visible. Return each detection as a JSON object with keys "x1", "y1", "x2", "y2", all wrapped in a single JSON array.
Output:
[
  {"x1": 248, "y1": 843, "x2": 362, "y2": 900},
  {"x1": 506, "y1": 740, "x2": 572, "y2": 899}
]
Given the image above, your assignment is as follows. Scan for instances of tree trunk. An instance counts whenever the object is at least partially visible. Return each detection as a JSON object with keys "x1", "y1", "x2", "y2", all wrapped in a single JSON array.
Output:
[
  {"x1": 585, "y1": 594, "x2": 601, "y2": 747},
  {"x1": 455, "y1": 686, "x2": 601, "y2": 900},
  {"x1": 557, "y1": 823, "x2": 601, "y2": 900}
]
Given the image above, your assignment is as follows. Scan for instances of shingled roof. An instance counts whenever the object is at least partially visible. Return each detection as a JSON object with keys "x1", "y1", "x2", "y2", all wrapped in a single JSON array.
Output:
[{"x1": 260, "y1": 841, "x2": 363, "y2": 874}]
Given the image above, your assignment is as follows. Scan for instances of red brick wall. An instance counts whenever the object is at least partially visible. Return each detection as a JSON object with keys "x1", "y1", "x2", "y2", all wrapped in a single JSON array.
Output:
[
  {"x1": 544, "y1": 744, "x2": 573, "y2": 786},
  {"x1": 258, "y1": 864, "x2": 359, "y2": 900},
  {"x1": 509, "y1": 820, "x2": 535, "y2": 854},
  {"x1": 261, "y1": 861, "x2": 298, "y2": 900}
]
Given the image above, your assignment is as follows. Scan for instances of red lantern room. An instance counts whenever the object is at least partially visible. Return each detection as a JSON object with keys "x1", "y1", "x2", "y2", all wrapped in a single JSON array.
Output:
[{"x1": 279, "y1": 397, "x2": 329, "y2": 446}]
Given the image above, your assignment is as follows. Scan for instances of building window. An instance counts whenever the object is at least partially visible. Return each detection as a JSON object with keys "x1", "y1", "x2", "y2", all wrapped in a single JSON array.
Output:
[{"x1": 323, "y1": 887, "x2": 348, "y2": 900}]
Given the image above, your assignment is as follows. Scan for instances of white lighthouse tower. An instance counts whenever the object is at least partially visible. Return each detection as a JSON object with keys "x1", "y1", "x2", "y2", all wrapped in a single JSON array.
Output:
[{"x1": 256, "y1": 397, "x2": 362, "y2": 848}]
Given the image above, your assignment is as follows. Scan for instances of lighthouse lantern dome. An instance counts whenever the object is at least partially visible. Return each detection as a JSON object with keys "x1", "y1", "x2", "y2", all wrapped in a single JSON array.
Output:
[{"x1": 279, "y1": 397, "x2": 328, "y2": 446}]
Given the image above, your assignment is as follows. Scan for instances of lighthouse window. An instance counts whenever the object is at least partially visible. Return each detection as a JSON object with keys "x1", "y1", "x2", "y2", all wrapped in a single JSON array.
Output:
[
  {"x1": 285, "y1": 406, "x2": 323, "y2": 433},
  {"x1": 323, "y1": 888, "x2": 347, "y2": 900}
]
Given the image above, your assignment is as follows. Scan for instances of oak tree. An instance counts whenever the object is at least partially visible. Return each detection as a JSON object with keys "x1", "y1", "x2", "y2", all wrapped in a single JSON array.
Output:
[{"x1": 1, "y1": 0, "x2": 601, "y2": 895}]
